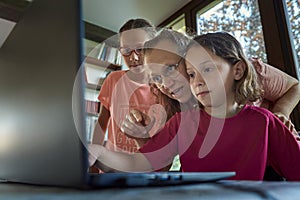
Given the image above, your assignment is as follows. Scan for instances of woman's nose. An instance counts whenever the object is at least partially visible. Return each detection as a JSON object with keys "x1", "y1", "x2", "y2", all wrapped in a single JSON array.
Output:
[{"x1": 161, "y1": 76, "x2": 175, "y2": 88}]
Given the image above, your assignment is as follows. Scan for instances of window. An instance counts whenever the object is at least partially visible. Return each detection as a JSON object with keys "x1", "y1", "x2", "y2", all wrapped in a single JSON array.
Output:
[
  {"x1": 286, "y1": 0, "x2": 300, "y2": 78},
  {"x1": 165, "y1": 14, "x2": 186, "y2": 33},
  {"x1": 159, "y1": 0, "x2": 300, "y2": 130},
  {"x1": 196, "y1": 0, "x2": 267, "y2": 61}
]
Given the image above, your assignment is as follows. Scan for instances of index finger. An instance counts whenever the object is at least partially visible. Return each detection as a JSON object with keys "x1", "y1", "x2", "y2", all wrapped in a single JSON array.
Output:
[{"x1": 130, "y1": 109, "x2": 143, "y2": 123}]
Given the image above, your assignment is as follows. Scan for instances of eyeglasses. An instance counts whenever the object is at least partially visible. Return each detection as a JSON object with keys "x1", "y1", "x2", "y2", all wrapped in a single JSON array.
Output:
[
  {"x1": 150, "y1": 57, "x2": 184, "y2": 84},
  {"x1": 119, "y1": 47, "x2": 143, "y2": 57}
]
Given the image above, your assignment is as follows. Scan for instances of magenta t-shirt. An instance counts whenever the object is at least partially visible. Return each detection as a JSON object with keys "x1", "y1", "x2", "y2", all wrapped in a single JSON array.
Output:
[{"x1": 140, "y1": 105, "x2": 300, "y2": 180}]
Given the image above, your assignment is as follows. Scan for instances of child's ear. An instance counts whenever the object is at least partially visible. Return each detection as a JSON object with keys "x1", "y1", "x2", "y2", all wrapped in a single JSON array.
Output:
[{"x1": 233, "y1": 61, "x2": 246, "y2": 80}]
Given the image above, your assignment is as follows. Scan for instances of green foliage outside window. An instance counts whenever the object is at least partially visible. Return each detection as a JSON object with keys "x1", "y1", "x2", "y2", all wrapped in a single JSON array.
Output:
[
  {"x1": 286, "y1": 0, "x2": 300, "y2": 77},
  {"x1": 196, "y1": 0, "x2": 267, "y2": 62}
]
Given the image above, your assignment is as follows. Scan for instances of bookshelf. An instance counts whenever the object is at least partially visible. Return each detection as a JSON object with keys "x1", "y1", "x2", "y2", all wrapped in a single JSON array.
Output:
[
  {"x1": 83, "y1": 38, "x2": 122, "y2": 142},
  {"x1": 85, "y1": 56, "x2": 121, "y2": 71}
]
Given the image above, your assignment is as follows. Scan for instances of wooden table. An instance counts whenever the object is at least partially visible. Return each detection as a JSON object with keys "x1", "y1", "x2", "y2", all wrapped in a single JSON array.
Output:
[{"x1": 1, "y1": 181, "x2": 300, "y2": 199}]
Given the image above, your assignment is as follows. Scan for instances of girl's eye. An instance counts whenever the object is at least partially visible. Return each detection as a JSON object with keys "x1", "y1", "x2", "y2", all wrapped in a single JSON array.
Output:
[
  {"x1": 122, "y1": 48, "x2": 131, "y2": 55},
  {"x1": 135, "y1": 48, "x2": 143, "y2": 54},
  {"x1": 188, "y1": 72, "x2": 195, "y2": 79}
]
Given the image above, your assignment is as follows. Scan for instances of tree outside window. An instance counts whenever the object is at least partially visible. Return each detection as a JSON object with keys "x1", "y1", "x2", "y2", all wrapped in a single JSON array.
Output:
[
  {"x1": 196, "y1": 0, "x2": 267, "y2": 62},
  {"x1": 286, "y1": 0, "x2": 300, "y2": 78}
]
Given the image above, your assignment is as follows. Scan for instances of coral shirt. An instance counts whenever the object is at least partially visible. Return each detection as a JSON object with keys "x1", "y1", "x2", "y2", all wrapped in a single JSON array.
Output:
[
  {"x1": 98, "y1": 70, "x2": 164, "y2": 153},
  {"x1": 253, "y1": 59, "x2": 290, "y2": 109},
  {"x1": 140, "y1": 105, "x2": 300, "y2": 180}
]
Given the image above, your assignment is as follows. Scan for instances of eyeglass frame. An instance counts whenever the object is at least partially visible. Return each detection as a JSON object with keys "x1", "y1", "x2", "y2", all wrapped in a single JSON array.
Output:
[
  {"x1": 119, "y1": 46, "x2": 144, "y2": 57},
  {"x1": 149, "y1": 57, "x2": 184, "y2": 84}
]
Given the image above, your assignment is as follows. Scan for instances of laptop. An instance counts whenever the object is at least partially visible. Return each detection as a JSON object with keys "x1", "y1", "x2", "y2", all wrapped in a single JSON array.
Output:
[{"x1": 0, "y1": 0, "x2": 235, "y2": 188}]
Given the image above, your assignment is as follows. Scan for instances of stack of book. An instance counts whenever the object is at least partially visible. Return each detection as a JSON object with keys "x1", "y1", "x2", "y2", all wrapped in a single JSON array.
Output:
[
  {"x1": 85, "y1": 100, "x2": 100, "y2": 115},
  {"x1": 88, "y1": 42, "x2": 122, "y2": 66}
]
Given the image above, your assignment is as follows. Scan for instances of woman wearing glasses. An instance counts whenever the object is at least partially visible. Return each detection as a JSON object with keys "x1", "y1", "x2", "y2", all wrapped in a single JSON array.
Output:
[
  {"x1": 118, "y1": 28, "x2": 299, "y2": 177},
  {"x1": 120, "y1": 28, "x2": 300, "y2": 144},
  {"x1": 91, "y1": 19, "x2": 162, "y2": 159}
]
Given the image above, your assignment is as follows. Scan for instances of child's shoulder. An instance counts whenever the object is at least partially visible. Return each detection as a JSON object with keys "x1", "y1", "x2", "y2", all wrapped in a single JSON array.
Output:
[
  {"x1": 244, "y1": 104, "x2": 274, "y2": 118},
  {"x1": 103, "y1": 70, "x2": 128, "y2": 83},
  {"x1": 106, "y1": 70, "x2": 127, "y2": 78}
]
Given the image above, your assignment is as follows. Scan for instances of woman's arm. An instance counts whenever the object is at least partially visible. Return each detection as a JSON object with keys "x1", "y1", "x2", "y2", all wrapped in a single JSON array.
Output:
[
  {"x1": 272, "y1": 82, "x2": 300, "y2": 133},
  {"x1": 271, "y1": 82, "x2": 300, "y2": 118},
  {"x1": 88, "y1": 144, "x2": 153, "y2": 172},
  {"x1": 252, "y1": 58, "x2": 300, "y2": 128}
]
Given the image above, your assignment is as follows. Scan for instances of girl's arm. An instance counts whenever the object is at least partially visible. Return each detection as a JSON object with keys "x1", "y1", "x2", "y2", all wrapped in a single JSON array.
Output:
[
  {"x1": 88, "y1": 144, "x2": 153, "y2": 172},
  {"x1": 120, "y1": 109, "x2": 154, "y2": 147},
  {"x1": 120, "y1": 106, "x2": 168, "y2": 148},
  {"x1": 89, "y1": 105, "x2": 110, "y2": 173},
  {"x1": 91, "y1": 105, "x2": 110, "y2": 145}
]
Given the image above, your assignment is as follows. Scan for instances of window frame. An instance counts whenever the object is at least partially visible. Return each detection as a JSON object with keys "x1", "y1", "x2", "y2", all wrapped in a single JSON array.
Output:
[{"x1": 159, "y1": 0, "x2": 300, "y2": 129}]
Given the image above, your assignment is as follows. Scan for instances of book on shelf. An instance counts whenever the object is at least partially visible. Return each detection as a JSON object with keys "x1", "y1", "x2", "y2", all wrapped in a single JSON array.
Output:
[
  {"x1": 99, "y1": 45, "x2": 108, "y2": 61},
  {"x1": 108, "y1": 47, "x2": 117, "y2": 64},
  {"x1": 85, "y1": 38, "x2": 122, "y2": 67},
  {"x1": 85, "y1": 116, "x2": 98, "y2": 143},
  {"x1": 85, "y1": 100, "x2": 100, "y2": 115},
  {"x1": 85, "y1": 77, "x2": 106, "y2": 90},
  {"x1": 84, "y1": 56, "x2": 121, "y2": 71},
  {"x1": 85, "y1": 83, "x2": 101, "y2": 90},
  {"x1": 87, "y1": 42, "x2": 105, "y2": 59},
  {"x1": 96, "y1": 43, "x2": 106, "y2": 60}
]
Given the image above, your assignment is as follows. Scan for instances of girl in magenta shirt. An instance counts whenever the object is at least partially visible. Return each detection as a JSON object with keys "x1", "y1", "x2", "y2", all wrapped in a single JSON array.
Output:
[{"x1": 89, "y1": 32, "x2": 300, "y2": 180}]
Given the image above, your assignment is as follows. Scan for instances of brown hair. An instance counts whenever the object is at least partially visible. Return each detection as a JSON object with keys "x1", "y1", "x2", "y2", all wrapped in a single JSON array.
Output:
[
  {"x1": 187, "y1": 32, "x2": 263, "y2": 104},
  {"x1": 119, "y1": 18, "x2": 156, "y2": 38},
  {"x1": 150, "y1": 84, "x2": 181, "y2": 120}
]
